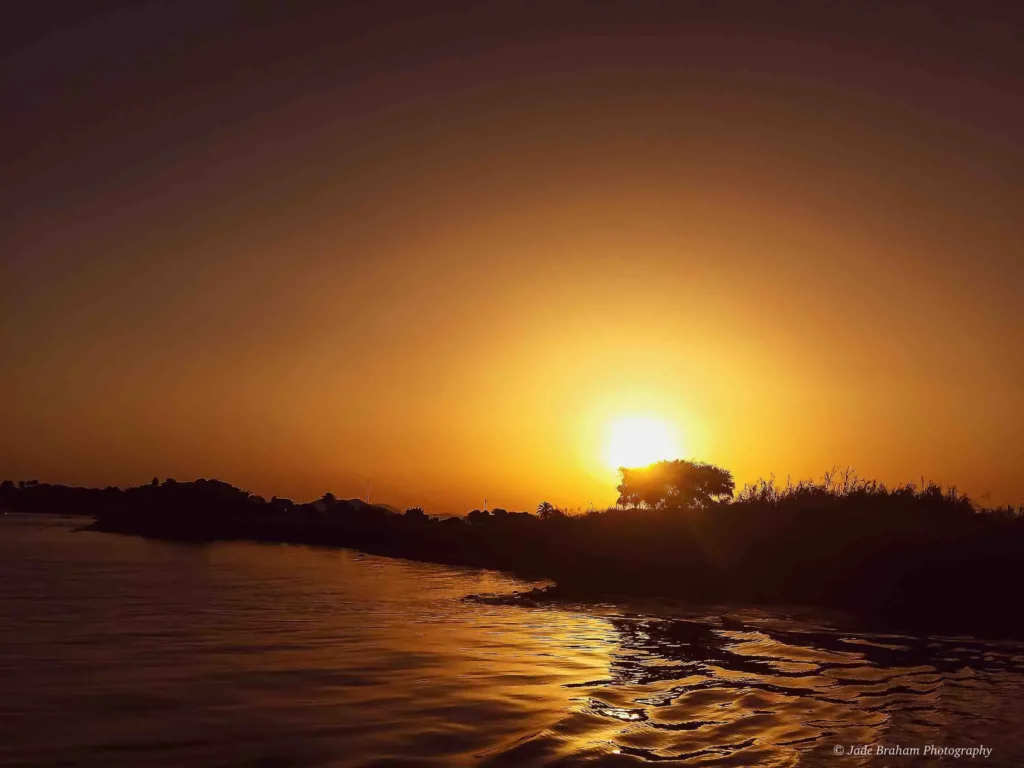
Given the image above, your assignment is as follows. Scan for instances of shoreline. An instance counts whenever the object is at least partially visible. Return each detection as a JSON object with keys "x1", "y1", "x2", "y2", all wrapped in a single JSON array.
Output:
[
  {"x1": 6, "y1": 475, "x2": 1024, "y2": 642},
  {"x1": 82, "y1": 514, "x2": 1024, "y2": 642}
]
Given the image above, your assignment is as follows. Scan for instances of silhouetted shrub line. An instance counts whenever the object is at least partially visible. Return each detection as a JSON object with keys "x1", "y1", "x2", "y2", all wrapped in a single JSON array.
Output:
[{"x1": 3, "y1": 463, "x2": 1023, "y2": 637}]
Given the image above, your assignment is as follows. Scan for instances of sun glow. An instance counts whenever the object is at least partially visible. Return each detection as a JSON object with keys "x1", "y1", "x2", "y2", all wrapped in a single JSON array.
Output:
[{"x1": 603, "y1": 416, "x2": 682, "y2": 470}]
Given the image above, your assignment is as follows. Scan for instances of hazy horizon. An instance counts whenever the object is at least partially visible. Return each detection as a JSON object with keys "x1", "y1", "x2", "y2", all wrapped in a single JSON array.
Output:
[{"x1": 3, "y1": 2, "x2": 1023, "y2": 513}]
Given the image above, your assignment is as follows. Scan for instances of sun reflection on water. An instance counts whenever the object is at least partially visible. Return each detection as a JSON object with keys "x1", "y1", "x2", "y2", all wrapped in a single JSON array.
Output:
[{"x1": 3, "y1": 517, "x2": 1024, "y2": 767}]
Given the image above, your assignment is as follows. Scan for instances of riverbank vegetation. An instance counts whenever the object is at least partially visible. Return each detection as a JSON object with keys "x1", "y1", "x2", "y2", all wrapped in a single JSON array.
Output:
[{"x1": 3, "y1": 462, "x2": 1023, "y2": 636}]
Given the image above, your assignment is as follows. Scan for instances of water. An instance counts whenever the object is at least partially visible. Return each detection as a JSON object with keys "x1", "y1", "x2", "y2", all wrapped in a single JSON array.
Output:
[{"x1": 2, "y1": 514, "x2": 1022, "y2": 767}]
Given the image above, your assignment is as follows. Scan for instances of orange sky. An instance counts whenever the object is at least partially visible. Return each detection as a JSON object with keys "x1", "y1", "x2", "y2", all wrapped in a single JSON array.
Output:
[{"x1": 2, "y1": 3, "x2": 1022, "y2": 512}]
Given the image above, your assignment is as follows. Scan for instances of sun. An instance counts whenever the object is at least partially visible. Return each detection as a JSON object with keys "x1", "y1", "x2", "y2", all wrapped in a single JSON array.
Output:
[{"x1": 603, "y1": 415, "x2": 682, "y2": 470}]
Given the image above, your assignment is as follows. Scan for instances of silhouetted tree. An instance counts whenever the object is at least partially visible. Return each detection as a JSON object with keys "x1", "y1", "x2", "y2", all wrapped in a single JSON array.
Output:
[
  {"x1": 537, "y1": 502, "x2": 565, "y2": 521},
  {"x1": 466, "y1": 508, "x2": 491, "y2": 525},
  {"x1": 546, "y1": 508, "x2": 567, "y2": 521},
  {"x1": 404, "y1": 506, "x2": 428, "y2": 522},
  {"x1": 617, "y1": 460, "x2": 734, "y2": 510}
]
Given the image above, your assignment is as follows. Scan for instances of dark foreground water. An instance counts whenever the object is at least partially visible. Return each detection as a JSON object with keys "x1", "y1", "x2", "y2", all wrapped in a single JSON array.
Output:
[{"x1": 2, "y1": 515, "x2": 1023, "y2": 767}]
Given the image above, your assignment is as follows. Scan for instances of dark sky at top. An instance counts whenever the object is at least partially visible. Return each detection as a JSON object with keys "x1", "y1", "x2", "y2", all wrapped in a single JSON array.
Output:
[{"x1": 5, "y1": 1, "x2": 1021, "y2": 217}]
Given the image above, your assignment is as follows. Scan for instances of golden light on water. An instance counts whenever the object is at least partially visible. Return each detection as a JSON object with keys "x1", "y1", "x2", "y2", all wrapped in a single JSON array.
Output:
[{"x1": 602, "y1": 416, "x2": 682, "y2": 471}]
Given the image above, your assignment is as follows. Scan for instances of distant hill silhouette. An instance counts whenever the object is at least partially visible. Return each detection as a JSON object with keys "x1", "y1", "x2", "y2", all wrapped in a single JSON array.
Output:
[{"x1": 4, "y1": 462, "x2": 1024, "y2": 638}]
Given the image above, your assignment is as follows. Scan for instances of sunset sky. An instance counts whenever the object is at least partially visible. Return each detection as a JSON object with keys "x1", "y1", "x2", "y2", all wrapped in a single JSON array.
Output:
[{"x1": 3, "y1": 1, "x2": 1022, "y2": 513}]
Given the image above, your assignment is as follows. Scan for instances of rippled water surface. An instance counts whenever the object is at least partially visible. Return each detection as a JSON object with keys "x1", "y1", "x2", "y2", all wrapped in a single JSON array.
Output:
[{"x1": 2, "y1": 515, "x2": 1023, "y2": 766}]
